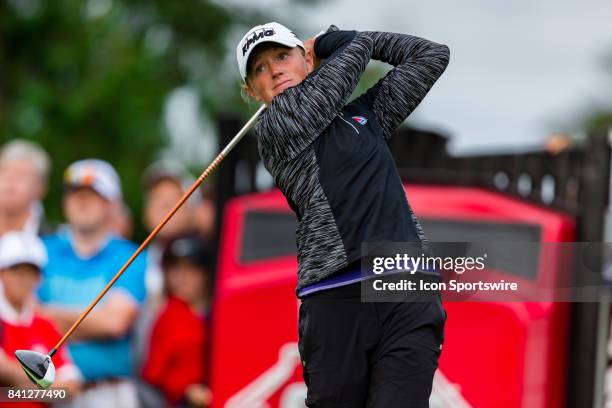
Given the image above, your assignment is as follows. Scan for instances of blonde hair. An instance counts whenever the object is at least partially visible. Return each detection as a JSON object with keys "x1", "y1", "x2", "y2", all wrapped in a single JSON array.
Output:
[
  {"x1": 0, "y1": 139, "x2": 51, "y2": 182},
  {"x1": 240, "y1": 82, "x2": 258, "y2": 104}
]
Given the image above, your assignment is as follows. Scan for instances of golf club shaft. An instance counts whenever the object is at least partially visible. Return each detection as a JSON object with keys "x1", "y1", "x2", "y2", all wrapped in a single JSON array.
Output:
[{"x1": 50, "y1": 104, "x2": 266, "y2": 357}]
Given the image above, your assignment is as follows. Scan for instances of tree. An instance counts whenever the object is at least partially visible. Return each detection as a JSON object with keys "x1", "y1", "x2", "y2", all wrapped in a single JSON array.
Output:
[{"x1": 0, "y1": 0, "x2": 282, "y2": 232}]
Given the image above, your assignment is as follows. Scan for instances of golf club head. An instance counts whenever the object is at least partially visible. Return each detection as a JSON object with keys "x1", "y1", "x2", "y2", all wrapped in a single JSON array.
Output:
[{"x1": 14, "y1": 350, "x2": 55, "y2": 389}]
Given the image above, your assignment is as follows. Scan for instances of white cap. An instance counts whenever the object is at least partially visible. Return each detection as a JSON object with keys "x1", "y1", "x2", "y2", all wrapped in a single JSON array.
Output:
[
  {"x1": 236, "y1": 22, "x2": 304, "y2": 81},
  {"x1": 64, "y1": 159, "x2": 122, "y2": 202},
  {"x1": 0, "y1": 231, "x2": 47, "y2": 270}
]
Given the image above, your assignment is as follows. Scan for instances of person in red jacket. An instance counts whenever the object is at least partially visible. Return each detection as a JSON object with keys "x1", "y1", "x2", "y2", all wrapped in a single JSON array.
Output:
[
  {"x1": 141, "y1": 235, "x2": 212, "y2": 407},
  {"x1": 0, "y1": 231, "x2": 82, "y2": 407}
]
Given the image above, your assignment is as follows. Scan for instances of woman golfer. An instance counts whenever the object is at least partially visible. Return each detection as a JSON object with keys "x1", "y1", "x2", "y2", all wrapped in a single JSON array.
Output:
[{"x1": 236, "y1": 23, "x2": 449, "y2": 407}]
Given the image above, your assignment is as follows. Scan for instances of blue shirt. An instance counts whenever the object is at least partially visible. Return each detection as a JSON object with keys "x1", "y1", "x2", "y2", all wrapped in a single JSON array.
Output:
[{"x1": 38, "y1": 231, "x2": 147, "y2": 381}]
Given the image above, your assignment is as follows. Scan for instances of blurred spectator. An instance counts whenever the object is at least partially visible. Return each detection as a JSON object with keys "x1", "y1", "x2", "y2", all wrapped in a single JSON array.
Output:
[
  {"x1": 112, "y1": 201, "x2": 134, "y2": 240},
  {"x1": 0, "y1": 139, "x2": 51, "y2": 236},
  {"x1": 544, "y1": 132, "x2": 588, "y2": 155},
  {"x1": 0, "y1": 231, "x2": 81, "y2": 398},
  {"x1": 140, "y1": 235, "x2": 213, "y2": 407},
  {"x1": 193, "y1": 182, "x2": 217, "y2": 241},
  {"x1": 142, "y1": 160, "x2": 200, "y2": 298},
  {"x1": 37, "y1": 159, "x2": 146, "y2": 408},
  {"x1": 544, "y1": 133, "x2": 573, "y2": 154}
]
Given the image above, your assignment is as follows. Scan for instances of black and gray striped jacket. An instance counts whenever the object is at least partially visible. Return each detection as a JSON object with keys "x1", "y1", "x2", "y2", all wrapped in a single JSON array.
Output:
[{"x1": 254, "y1": 30, "x2": 450, "y2": 292}]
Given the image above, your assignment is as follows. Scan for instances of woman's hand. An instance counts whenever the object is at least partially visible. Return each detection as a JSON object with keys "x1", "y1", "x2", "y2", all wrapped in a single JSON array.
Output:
[{"x1": 303, "y1": 37, "x2": 322, "y2": 71}]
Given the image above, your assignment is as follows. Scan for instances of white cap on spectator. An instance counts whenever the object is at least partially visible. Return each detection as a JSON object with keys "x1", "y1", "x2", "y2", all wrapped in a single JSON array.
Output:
[
  {"x1": 64, "y1": 159, "x2": 122, "y2": 202},
  {"x1": 0, "y1": 231, "x2": 47, "y2": 270}
]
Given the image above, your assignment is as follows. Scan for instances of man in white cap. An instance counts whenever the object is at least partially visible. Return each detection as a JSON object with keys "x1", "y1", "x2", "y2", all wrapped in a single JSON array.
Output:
[
  {"x1": 37, "y1": 159, "x2": 146, "y2": 407},
  {"x1": 0, "y1": 231, "x2": 82, "y2": 395}
]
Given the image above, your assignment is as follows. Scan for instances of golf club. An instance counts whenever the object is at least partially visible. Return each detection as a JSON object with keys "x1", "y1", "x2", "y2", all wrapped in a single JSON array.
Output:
[{"x1": 15, "y1": 104, "x2": 266, "y2": 388}]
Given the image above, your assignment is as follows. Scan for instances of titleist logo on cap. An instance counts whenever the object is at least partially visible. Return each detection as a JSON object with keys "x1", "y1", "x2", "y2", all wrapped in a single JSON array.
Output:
[{"x1": 242, "y1": 28, "x2": 276, "y2": 56}]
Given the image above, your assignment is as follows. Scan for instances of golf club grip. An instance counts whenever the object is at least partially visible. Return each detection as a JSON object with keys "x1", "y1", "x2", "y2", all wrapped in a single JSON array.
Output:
[{"x1": 51, "y1": 105, "x2": 265, "y2": 356}]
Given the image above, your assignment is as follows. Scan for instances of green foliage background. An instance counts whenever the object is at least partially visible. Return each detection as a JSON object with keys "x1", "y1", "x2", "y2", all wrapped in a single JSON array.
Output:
[{"x1": 0, "y1": 0, "x2": 284, "y2": 233}]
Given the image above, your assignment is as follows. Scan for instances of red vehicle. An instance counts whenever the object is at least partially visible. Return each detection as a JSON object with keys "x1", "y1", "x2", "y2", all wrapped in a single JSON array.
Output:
[
  {"x1": 209, "y1": 119, "x2": 610, "y2": 407},
  {"x1": 210, "y1": 184, "x2": 575, "y2": 408}
]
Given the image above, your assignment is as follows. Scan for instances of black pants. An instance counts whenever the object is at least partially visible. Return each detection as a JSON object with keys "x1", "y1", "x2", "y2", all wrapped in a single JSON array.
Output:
[{"x1": 298, "y1": 282, "x2": 446, "y2": 408}]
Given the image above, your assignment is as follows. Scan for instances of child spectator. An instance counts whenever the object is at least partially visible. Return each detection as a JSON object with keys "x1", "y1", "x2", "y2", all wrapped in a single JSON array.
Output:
[
  {"x1": 141, "y1": 235, "x2": 213, "y2": 407},
  {"x1": 0, "y1": 231, "x2": 82, "y2": 404}
]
